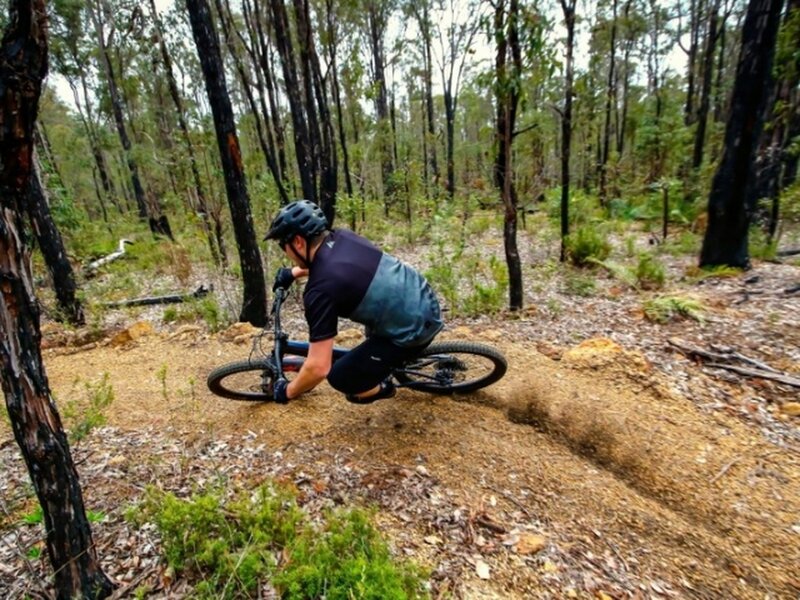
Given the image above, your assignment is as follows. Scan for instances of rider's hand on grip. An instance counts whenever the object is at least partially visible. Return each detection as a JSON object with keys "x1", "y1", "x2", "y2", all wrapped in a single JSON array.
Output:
[
  {"x1": 273, "y1": 378, "x2": 290, "y2": 404},
  {"x1": 273, "y1": 267, "x2": 295, "y2": 292}
]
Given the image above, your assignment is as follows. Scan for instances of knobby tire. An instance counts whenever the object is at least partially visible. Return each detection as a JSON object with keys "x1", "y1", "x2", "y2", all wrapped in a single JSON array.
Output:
[{"x1": 395, "y1": 341, "x2": 507, "y2": 394}]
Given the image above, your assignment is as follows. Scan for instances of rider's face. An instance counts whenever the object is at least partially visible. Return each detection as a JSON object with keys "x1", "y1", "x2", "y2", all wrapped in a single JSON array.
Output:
[{"x1": 282, "y1": 235, "x2": 306, "y2": 267}]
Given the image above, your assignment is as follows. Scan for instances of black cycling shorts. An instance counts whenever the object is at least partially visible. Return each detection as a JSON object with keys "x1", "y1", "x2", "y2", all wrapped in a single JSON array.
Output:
[{"x1": 327, "y1": 336, "x2": 429, "y2": 395}]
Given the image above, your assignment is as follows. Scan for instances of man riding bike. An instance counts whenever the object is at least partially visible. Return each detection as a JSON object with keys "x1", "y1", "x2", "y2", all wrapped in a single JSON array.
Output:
[{"x1": 264, "y1": 200, "x2": 443, "y2": 404}]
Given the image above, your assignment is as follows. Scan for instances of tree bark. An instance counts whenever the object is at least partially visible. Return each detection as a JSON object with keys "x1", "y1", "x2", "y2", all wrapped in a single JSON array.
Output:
[
  {"x1": 560, "y1": 0, "x2": 576, "y2": 262},
  {"x1": 292, "y1": 0, "x2": 338, "y2": 223},
  {"x1": 215, "y1": 0, "x2": 289, "y2": 207},
  {"x1": 28, "y1": 156, "x2": 85, "y2": 325},
  {"x1": 249, "y1": 0, "x2": 290, "y2": 188},
  {"x1": 692, "y1": 0, "x2": 722, "y2": 170},
  {"x1": 700, "y1": 0, "x2": 785, "y2": 268},
  {"x1": 1, "y1": 1, "x2": 114, "y2": 597},
  {"x1": 494, "y1": 0, "x2": 523, "y2": 310},
  {"x1": 186, "y1": 0, "x2": 267, "y2": 326},
  {"x1": 599, "y1": 0, "x2": 618, "y2": 205}
]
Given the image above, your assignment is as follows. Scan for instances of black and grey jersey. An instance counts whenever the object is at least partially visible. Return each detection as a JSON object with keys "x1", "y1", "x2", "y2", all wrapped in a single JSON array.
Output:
[{"x1": 303, "y1": 229, "x2": 443, "y2": 347}]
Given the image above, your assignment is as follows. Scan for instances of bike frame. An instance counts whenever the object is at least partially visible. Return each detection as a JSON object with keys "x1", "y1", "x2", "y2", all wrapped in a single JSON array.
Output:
[
  {"x1": 269, "y1": 288, "x2": 350, "y2": 380},
  {"x1": 268, "y1": 288, "x2": 435, "y2": 388}
]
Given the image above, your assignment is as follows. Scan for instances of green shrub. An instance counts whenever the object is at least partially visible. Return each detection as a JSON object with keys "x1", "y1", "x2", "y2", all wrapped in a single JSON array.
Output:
[
  {"x1": 643, "y1": 296, "x2": 706, "y2": 323},
  {"x1": 62, "y1": 373, "x2": 114, "y2": 442},
  {"x1": 635, "y1": 254, "x2": 666, "y2": 290},
  {"x1": 134, "y1": 483, "x2": 427, "y2": 599},
  {"x1": 749, "y1": 227, "x2": 779, "y2": 260},
  {"x1": 566, "y1": 226, "x2": 612, "y2": 267},
  {"x1": 662, "y1": 230, "x2": 701, "y2": 256},
  {"x1": 275, "y1": 508, "x2": 426, "y2": 599},
  {"x1": 563, "y1": 271, "x2": 597, "y2": 297}
]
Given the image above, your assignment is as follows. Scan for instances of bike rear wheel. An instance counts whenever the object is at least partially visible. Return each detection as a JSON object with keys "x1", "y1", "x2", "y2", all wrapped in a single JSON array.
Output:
[
  {"x1": 394, "y1": 341, "x2": 507, "y2": 394},
  {"x1": 207, "y1": 357, "x2": 304, "y2": 401}
]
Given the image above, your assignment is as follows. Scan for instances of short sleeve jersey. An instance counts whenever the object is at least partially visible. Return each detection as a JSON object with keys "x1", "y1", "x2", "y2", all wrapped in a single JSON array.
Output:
[{"x1": 303, "y1": 229, "x2": 443, "y2": 347}]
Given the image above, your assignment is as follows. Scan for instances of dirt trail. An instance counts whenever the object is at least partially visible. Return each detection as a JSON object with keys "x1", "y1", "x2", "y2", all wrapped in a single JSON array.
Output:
[{"x1": 31, "y1": 328, "x2": 800, "y2": 598}]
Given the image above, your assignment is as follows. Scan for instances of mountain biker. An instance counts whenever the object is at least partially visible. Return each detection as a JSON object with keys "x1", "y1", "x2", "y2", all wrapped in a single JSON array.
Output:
[{"x1": 264, "y1": 199, "x2": 443, "y2": 404}]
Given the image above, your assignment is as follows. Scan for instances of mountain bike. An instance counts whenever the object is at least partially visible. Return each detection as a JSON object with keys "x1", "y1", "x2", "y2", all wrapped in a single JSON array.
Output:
[{"x1": 207, "y1": 286, "x2": 507, "y2": 402}]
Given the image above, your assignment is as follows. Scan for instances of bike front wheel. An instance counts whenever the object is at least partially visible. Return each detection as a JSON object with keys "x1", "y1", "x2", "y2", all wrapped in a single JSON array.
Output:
[
  {"x1": 394, "y1": 341, "x2": 507, "y2": 394},
  {"x1": 207, "y1": 357, "x2": 304, "y2": 401}
]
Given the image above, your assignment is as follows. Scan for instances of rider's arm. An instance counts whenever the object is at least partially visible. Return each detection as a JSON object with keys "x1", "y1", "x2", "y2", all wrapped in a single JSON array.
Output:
[
  {"x1": 285, "y1": 337, "x2": 334, "y2": 399},
  {"x1": 291, "y1": 266, "x2": 309, "y2": 279}
]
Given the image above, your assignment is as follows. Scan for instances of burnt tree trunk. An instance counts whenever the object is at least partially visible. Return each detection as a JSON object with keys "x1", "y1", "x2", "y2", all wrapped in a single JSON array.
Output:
[
  {"x1": 268, "y1": 0, "x2": 316, "y2": 204},
  {"x1": 28, "y1": 157, "x2": 85, "y2": 325},
  {"x1": 494, "y1": 0, "x2": 523, "y2": 310},
  {"x1": 692, "y1": 0, "x2": 721, "y2": 170},
  {"x1": 215, "y1": 0, "x2": 289, "y2": 207},
  {"x1": 186, "y1": 0, "x2": 267, "y2": 326},
  {"x1": 700, "y1": 0, "x2": 785, "y2": 268},
  {"x1": 0, "y1": 1, "x2": 114, "y2": 597},
  {"x1": 249, "y1": 0, "x2": 289, "y2": 188},
  {"x1": 560, "y1": 0, "x2": 576, "y2": 262},
  {"x1": 292, "y1": 0, "x2": 338, "y2": 223}
]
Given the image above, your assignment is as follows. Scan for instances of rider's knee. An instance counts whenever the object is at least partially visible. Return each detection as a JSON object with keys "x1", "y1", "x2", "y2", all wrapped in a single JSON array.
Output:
[{"x1": 327, "y1": 364, "x2": 357, "y2": 394}]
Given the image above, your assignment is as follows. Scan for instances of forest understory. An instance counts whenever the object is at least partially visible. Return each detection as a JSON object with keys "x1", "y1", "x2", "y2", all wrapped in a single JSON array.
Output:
[{"x1": 1, "y1": 223, "x2": 799, "y2": 599}]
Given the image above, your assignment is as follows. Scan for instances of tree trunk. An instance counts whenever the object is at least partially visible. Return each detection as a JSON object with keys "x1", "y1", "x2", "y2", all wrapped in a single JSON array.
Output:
[
  {"x1": 149, "y1": 0, "x2": 220, "y2": 265},
  {"x1": 692, "y1": 0, "x2": 721, "y2": 170},
  {"x1": 292, "y1": 0, "x2": 338, "y2": 223},
  {"x1": 599, "y1": 0, "x2": 618, "y2": 205},
  {"x1": 560, "y1": 0, "x2": 576, "y2": 262},
  {"x1": 215, "y1": 0, "x2": 289, "y2": 207},
  {"x1": 411, "y1": 0, "x2": 439, "y2": 196},
  {"x1": 88, "y1": 0, "x2": 149, "y2": 219},
  {"x1": 66, "y1": 75, "x2": 119, "y2": 214},
  {"x1": 684, "y1": 0, "x2": 706, "y2": 125},
  {"x1": 186, "y1": 0, "x2": 267, "y2": 326},
  {"x1": 367, "y1": 1, "x2": 395, "y2": 201},
  {"x1": 494, "y1": 0, "x2": 523, "y2": 310},
  {"x1": 700, "y1": 0, "x2": 785, "y2": 268},
  {"x1": 249, "y1": 0, "x2": 290, "y2": 188},
  {"x1": 1, "y1": 2, "x2": 114, "y2": 597},
  {"x1": 28, "y1": 156, "x2": 85, "y2": 325},
  {"x1": 324, "y1": 0, "x2": 354, "y2": 198},
  {"x1": 268, "y1": 0, "x2": 317, "y2": 204}
]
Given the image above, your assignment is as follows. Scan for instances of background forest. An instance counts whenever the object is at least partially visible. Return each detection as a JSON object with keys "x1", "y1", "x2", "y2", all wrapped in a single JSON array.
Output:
[
  {"x1": 22, "y1": 0, "x2": 800, "y2": 326},
  {"x1": 2, "y1": 0, "x2": 800, "y2": 597}
]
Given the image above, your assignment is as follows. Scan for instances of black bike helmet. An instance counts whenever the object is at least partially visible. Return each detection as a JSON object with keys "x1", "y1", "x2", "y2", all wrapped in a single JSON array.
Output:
[{"x1": 264, "y1": 200, "x2": 328, "y2": 245}]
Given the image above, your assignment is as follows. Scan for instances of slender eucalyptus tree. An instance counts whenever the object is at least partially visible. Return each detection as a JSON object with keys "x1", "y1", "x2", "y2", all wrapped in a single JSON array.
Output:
[
  {"x1": 186, "y1": 0, "x2": 268, "y2": 326},
  {"x1": 28, "y1": 156, "x2": 85, "y2": 325},
  {"x1": 493, "y1": 0, "x2": 524, "y2": 310},
  {"x1": 87, "y1": 0, "x2": 149, "y2": 219},
  {"x1": 365, "y1": 0, "x2": 396, "y2": 203},
  {"x1": 560, "y1": 0, "x2": 577, "y2": 261},
  {"x1": 437, "y1": 0, "x2": 481, "y2": 200},
  {"x1": 700, "y1": 0, "x2": 785, "y2": 267},
  {"x1": 1, "y1": 0, "x2": 113, "y2": 596}
]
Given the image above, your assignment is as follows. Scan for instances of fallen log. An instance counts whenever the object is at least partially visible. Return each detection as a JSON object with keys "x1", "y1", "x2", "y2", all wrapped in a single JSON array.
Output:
[
  {"x1": 777, "y1": 248, "x2": 800, "y2": 257},
  {"x1": 104, "y1": 285, "x2": 212, "y2": 308},
  {"x1": 86, "y1": 238, "x2": 134, "y2": 273},
  {"x1": 785, "y1": 284, "x2": 800, "y2": 294},
  {"x1": 668, "y1": 338, "x2": 800, "y2": 389},
  {"x1": 705, "y1": 362, "x2": 800, "y2": 388}
]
